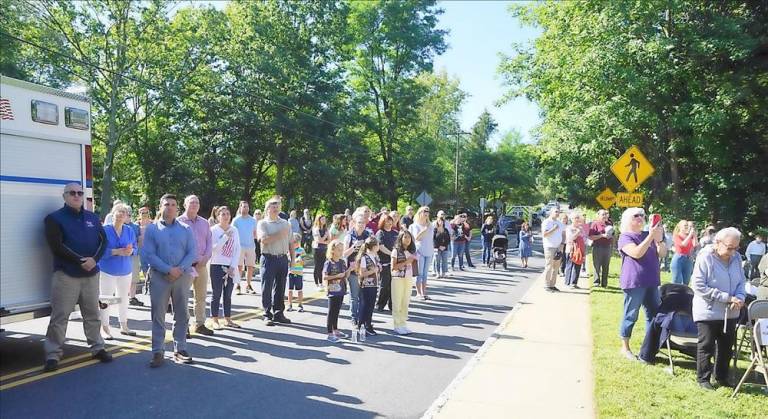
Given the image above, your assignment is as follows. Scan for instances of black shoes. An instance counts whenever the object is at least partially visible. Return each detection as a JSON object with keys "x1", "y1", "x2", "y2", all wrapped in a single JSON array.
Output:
[
  {"x1": 149, "y1": 353, "x2": 164, "y2": 368},
  {"x1": 129, "y1": 297, "x2": 145, "y2": 307},
  {"x1": 546, "y1": 286, "x2": 560, "y2": 292},
  {"x1": 44, "y1": 359, "x2": 59, "y2": 372},
  {"x1": 263, "y1": 315, "x2": 275, "y2": 326},
  {"x1": 93, "y1": 349, "x2": 113, "y2": 363},
  {"x1": 174, "y1": 350, "x2": 193, "y2": 364},
  {"x1": 195, "y1": 324, "x2": 214, "y2": 336},
  {"x1": 365, "y1": 328, "x2": 377, "y2": 336},
  {"x1": 273, "y1": 314, "x2": 292, "y2": 324},
  {"x1": 716, "y1": 379, "x2": 734, "y2": 388},
  {"x1": 699, "y1": 381, "x2": 715, "y2": 391}
]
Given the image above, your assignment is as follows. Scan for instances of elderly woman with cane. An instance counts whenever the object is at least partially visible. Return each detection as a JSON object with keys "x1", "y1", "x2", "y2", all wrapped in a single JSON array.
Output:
[{"x1": 691, "y1": 227, "x2": 746, "y2": 390}]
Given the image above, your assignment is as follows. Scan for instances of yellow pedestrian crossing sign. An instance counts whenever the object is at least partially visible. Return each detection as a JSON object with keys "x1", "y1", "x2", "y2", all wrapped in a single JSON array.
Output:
[
  {"x1": 595, "y1": 188, "x2": 616, "y2": 209},
  {"x1": 611, "y1": 145, "x2": 654, "y2": 192}
]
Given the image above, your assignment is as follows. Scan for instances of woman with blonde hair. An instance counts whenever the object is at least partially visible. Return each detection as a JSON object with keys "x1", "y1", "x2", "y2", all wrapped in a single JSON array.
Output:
[
  {"x1": 409, "y1": 206, "x2": 434, "y2": 300},
  {"x1": 99, "y1": 203, "x2": 138, "y2": 338},
  {"x1": 671, "y1": 219, "x2": 697, "y2": 285}
]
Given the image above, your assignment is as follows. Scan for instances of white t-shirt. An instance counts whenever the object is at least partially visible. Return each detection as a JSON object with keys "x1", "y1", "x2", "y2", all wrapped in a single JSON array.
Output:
[
  {"x1": 542, "y1": 218, "x2": 565, "y2": 249},
  {"x1": 409, "y1": 222, "x2": 435, "y2": 257}
]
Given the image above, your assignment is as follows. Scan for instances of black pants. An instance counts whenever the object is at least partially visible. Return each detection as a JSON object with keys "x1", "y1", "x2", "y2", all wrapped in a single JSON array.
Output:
[
  {"x1": 464, "y1": 241, "x2": 474, "y2": 266},
  {"x1": 327, "y1": 295, "x2": 343, "y2": 333},
  {"x1": 301, "y1": 232, "x2": 313, "y2": 255},
  {"x1": 377, "y1": 267, "x2": 392, "y2": 310},
  {"x1": 260, "y1": 254, "x2": 288, "y2": 318},
  {"x1": 357, "y1": 287, "x2": 377, "y2": 330},
  {"x1": 696, "y1": 320, "x2": 736, "y2": 383},
  {"x1": 313, "y1": 250, "x2": 326, "y2": 286}
]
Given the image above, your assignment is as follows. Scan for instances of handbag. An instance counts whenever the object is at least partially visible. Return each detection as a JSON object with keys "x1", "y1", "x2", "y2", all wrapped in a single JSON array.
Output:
[{"x1": 554, "y1": 250, "x2": 563, "y2": 261}]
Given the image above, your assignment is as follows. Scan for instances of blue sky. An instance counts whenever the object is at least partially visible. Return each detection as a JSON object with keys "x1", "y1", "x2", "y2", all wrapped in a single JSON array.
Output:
[{"x1": 433, "y1": 1, "x2": 542, "y2": 143}]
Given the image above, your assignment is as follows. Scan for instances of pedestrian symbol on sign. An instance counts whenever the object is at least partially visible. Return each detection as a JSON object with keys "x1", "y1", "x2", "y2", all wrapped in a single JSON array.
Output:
[{"x1": 625, "y1": 154, "x2": 640, "y2": 183}]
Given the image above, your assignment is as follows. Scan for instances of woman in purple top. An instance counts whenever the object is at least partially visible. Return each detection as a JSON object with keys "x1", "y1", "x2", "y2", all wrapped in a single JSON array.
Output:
[{"x1": 617, "y1": 207, "x2": 666, "y2": 360}]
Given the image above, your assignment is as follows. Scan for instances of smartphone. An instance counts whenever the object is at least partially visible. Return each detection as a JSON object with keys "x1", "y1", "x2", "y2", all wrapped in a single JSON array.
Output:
[{"x1": 650, "y1": 214, "x2": 662, "y2": 228}]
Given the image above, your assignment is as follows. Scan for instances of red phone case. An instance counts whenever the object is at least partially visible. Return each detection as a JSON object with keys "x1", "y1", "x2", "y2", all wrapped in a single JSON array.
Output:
[{"x1": 650, "y1": 214, "x2": 662, "y2": 228}]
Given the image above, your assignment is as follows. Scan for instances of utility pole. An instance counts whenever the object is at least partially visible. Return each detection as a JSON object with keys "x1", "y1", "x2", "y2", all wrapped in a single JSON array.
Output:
[{"x1": 449, "y1": 131, "x2": 471, "y2": 214}]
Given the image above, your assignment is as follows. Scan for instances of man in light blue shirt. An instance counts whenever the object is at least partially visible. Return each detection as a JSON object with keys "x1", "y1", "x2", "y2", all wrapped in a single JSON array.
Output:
[
  {"x1": 143, "y1": 193, "x2": 197, "y2": 368},
  {"x1": 233, "y1": 201, "x2": 258, "y2": 294}
]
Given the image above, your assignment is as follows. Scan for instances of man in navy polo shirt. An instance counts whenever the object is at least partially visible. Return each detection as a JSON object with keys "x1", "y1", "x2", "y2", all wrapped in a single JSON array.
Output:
[{"x1": 43, "y1": 183, "x2": 113, "y2": 372}]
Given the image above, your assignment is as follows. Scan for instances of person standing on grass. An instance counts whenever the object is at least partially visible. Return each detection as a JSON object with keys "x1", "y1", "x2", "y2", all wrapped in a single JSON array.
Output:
[
  {"x1": 375, "y1": 215, "x2": 398, "y2": 311},
  {"x1": 410, "y1": 207, "x2": 434, "y2": 300},
  {"x1": 324, "y1": 240, "x2": 350, "y2": 343},
  {"x1": 691, "y1": 227, "x2": 746, "y2": 390},
  {"x1": 588, "y1": 210, "x2": 613, "y2": 288},
  {"x1": 617, "y1": 207, "x2": 665, "y2": 361},
  {"x1": 257, "y1": 196, "x2": 294, "y2": 326},
  {"x1": 671, "y1": 220, "x2": 698, "y2": 285},
  {"x1": 43, "y1": 183, "x2": 112, "y2": 372},
  {"x1": 564, "y1": 211, "x2": 586, "y2": 289},
  {"x1": 745, "y1": 234, "x2": 766, "y2": 279},
  {"x1": 233, "y1": 201, "x2": 258, "y2": 295},
  {"x1": 209, "y1": 206, "x2": 241, "y2": 330},
  {"x1": 286, "y1": 233, "x2": 306, "y2": 312},
  {"x1": 541, "y1": 208, "x2": 565, "y2": 292},
  {"x1": 144, "y1": 193, "x2": 198, "y2": 368},
  {"x1": 99, "y1": 203, "x2": 138, "y2": 339},
  {"x1": 518, "y1": 222, "x2": 533, "y2": 268},
  {"x1": 312, "y1": 214, "x2": 331, "y2": 291},
  {"x1": 391, "y1": 230, "x2": 417, "y2": 335},
  {"x1": 178, "y1": 195, "x2": 214, "y2": 337}
]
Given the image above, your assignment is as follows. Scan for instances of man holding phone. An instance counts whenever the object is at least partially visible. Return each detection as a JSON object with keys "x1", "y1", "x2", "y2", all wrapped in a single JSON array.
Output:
[{"x1": 42, "y1": 183, "x2": 113, "y2": 372}]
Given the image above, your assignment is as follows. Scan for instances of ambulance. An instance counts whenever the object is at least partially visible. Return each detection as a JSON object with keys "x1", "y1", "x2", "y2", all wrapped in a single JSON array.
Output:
[{"x1": 0, "y1": 75, "x2": 94, "y2": 324}]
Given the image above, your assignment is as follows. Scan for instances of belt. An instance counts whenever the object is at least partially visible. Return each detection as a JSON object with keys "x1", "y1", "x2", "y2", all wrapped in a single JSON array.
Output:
[{"x1": 263, "y1": 253, "x2": 287, "y2": 258}]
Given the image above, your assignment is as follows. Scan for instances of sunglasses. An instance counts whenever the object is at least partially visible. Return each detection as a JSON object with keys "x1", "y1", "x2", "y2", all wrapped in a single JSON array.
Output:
[
  {"x1": 66, "y1": 191, "x2": 84, "y2": 196},
  {"x1": 633, "y1": 214, "x2": 645, "y2": 219}
]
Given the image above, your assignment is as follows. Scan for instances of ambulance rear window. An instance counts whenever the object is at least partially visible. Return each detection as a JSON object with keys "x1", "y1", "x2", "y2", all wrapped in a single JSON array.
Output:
[
  {"x1": 31, "y1": 100, "x2": 58, "y2": 125},
  {"x1": 65, "y1": 107, "x2": 89, "y2": 130}
]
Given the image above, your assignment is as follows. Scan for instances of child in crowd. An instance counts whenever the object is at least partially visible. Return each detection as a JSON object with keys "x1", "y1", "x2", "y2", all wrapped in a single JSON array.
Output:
[
  {"x1": 356, "y1": 237, "x2": 381, "y2": 338},
  {"x1": 323, "y1": 240, "x2": 349, "y2": 343},
  {"x1": 287, "y1": 233, "x2": 305, "y2": 312}
]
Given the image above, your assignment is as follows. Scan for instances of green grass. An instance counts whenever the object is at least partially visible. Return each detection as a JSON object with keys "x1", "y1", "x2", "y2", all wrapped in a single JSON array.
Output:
[{"x1": 590, "y1": 256, "x2": 766, "y2": 418}]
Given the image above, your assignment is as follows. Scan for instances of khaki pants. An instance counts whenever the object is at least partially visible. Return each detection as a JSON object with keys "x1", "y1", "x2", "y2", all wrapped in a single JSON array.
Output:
[
  {"x1": 391, "y1": 276, "x2": 414, "y2": 328},
  {"x1": 44, "y1": 271, "x2": 105, "y2": 361},
  {"x1": 543, "y1": 247, "x2": 560, "y2": 288},
  {"x1": 190, "y1": 264, "x2": 209, "y2": 326}
]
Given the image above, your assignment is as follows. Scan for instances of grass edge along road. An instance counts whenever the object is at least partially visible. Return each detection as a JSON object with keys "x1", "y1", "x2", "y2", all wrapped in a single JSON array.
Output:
[{"x1": 591, "y1": 256, "x2": 765, "y2": 418}]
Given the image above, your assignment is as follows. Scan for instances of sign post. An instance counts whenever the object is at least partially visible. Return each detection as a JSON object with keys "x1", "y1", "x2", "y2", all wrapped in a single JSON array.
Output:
[{"x1": 480, "y1": 197, "x2": 486, "y2": 215}]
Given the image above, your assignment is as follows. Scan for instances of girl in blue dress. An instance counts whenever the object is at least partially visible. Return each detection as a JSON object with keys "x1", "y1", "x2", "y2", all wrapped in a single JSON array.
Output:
[{"x1": 518, "y1": 222, "x2": 533, "y2": 268}]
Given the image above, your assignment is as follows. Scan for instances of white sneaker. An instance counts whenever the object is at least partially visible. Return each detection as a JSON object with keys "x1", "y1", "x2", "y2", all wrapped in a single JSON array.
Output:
[
  {"x1": 394, "y1": 327, "x2": 406, "y2": 335},
  {"x1": 402, "y1": 327, "x2": 413, "y2": 335}
]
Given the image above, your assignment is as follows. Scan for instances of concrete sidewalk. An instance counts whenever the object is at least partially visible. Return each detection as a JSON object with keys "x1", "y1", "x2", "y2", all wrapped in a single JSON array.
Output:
[{"x1": 424, "y1": 275, "x2": 595, "y2": 418}]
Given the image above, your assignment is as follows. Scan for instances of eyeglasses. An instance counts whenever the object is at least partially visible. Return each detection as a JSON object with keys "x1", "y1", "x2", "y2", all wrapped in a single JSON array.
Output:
[
  {"x1": 718, "y1": 242, "x2": 739, "y2": 252},
  {"x1": 66, "y1": 191, "x2": 84, "y2": 196}
]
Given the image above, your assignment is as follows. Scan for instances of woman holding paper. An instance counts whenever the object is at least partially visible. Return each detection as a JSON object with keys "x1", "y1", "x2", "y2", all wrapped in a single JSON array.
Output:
[
  {"x1": 691, "y1": 227, "x2": 746, "y2": 390},
  {"x1": 209, "y1": 206, "x2": 242, "y2": 329}
]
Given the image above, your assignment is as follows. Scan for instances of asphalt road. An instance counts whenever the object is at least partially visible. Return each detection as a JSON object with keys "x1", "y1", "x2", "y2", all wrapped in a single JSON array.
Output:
[{"x1": 0, "y1": 238, "x2": 542, "y2": 419}]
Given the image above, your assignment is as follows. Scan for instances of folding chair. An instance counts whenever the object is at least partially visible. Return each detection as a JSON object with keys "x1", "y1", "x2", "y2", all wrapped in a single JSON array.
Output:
[
  {"x1": 658, "y1": 284, "x2": 698, "y2": 375},
  {"x1": 732, "y1": 300, "x2": 768, "y2": 398}
]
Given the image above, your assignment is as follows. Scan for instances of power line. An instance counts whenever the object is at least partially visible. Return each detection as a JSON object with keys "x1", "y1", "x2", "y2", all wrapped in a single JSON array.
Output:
[{"x1": 0, "y1": 30, "x2": 345, "y2": 130}]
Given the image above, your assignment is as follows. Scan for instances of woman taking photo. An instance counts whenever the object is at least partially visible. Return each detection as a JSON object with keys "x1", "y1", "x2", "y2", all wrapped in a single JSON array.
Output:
[
  {"x1": 691, "y1": 227, "x2": 746, "y2": 390},
  {"x1": 671, "y1": 220, "x2": 697, "y2": 285},
  {"x1": 391, "y1": 230, "x2": 418, "y2": 335},
  {"x1": 480, "y1": 216, "x2": 497, "y2": 266},
  {"x1": 433, "y1": 216, "x2": 451, "y2": 278},
  {"x1": 99, "y1": 203, "x2": 138, "y2": 338},
  {"x1": 209, "y1": 206, "x2": 242, "y2": 329},
  {"x1": 409, "y1": 207, "x2": 434, "y2": 300},
  {"x1": 312, "y1": 214, "x2": 331, "y2": 291},
  {"x1": 616, "y1": 207, "x2": 665, "y2": 360},
  {"x1": 518, "y1": 222, "x2": 533, "y2": 268}
]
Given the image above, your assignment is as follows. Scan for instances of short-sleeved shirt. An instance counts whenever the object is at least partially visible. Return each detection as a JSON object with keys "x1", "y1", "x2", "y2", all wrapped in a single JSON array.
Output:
[
  {"x1": 673, "y1": 234, "x2": 694, "y2": 256},
  {"x1": 588, "y1": 221, "x2": 613, "y2": 248},
  {"x1": 358, "y1": 253, "x2": 380, "y2": 288},
  {"x1": 409, "y1": 222, "x2": 434, "y2": 257},
  {"x1": 258, "y1": 217, "x2": 291, "y2": 256},
  {"x1": 541, "y1": 218, "x2": 565, "y2": 248},
  {"x1": 391, "y1": 248, "x2": 414, "y2": 278},
  {"x1": 618, "y1": 232, "x2": 661, "y2": 289},
  {"x1": 451, "y1": 222, "x2": 469, "y2": 243},
  {"x1": 232, "y1": 216, "x2": 257, "y2": 249},
  {"x1": 323, "y1": 259, "x2": 347, "y2": 297},
  {"x1": 375, "y1": 229, "x2": 398, "y2": 265},
  {"x1": 345, "y1": 228, "x2": 371, "y2": 265},
  {"x1": 291, "y1": 247, "x2": 305, "y2": 275}
]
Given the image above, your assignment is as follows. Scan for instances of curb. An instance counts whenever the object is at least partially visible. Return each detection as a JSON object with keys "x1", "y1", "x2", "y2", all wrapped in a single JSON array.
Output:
[{"x1": 420, "y1": 274, "x2": 542, "y2": 419}]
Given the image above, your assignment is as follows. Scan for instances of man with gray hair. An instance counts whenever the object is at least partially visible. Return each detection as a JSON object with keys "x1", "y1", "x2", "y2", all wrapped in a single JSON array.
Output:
[
  {"x1": 589, "y1": 209, "x2": 614, "y2": 288},
  {"x1": 178, "y1": 195, "x2": 213, "y2": 336},
  {"x1": 42, "y1": 183, "x2": 112, "y2": 372},
  {"x1": 541, "y1": 207, "x2": 565, "y2": 292},
  {"x1": 258, "y1": 196, "x2": 294, "y2": 326}
]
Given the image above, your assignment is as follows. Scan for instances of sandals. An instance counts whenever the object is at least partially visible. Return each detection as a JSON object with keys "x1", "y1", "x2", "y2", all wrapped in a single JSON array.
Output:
[{"x1": 225, "y1": 322, "x2": 241, "y2": 329}]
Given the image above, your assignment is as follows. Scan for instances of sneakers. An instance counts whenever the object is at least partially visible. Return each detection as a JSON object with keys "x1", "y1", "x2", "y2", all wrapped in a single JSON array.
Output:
[
  {"x1": 402, "y1": 327, "x2": 413, "y2": 335},
  {"x1": 194, "y1": 324, "x2": 214, "y2": 336},
  {"x1": 546, "y1": 286, "x2": 560, "y2": 292},
  {"x1": 394, "y1": 327, "x2": 411, "y2": 335},
  {"x1": 149, "y1": 352, "x2": 164, "y2": 368},
  {"x1": 174, "y1": 350, "x2": 193, "y2": 364},
  {"x1": 93, "y1": 349, "x2": 113, "y2": 363},
  {"x1": 287, "y1": 306, "x2": 295, "y2": 312},
  {"x1": 273, "y1": 314, "x2": 292, "y2": 324},
  {"x1": 335, "y1": 331, "x2": 349, "y2": 339},
  {"x1": 263, "y1": 315, "x2": 275, "y2": 326},
  {"x1": 699, "y1": 381, "x2": 715, "y2": 391},
  {"x1": 298, "y1": 305, "x2": 305, "y2": 313},
  {"x1": 246, "y1": 285, "x2": 257, "y2": 295},
  {"x1": 235, "y1": 285, "x2": 243, "y2": 295},
  {"x1": 43, "y1": 359, "x2": 59, "y2": 372},
  {"x1": 128, "y1": 297, "x2": 144, "y2": 307},
  {"x1": 327, "y1": 334, "x2": 340, "y2": 343},
  {"x1": 619, "y1": 349, "x2": 637, "y2": 361},
  {"x1": 365, "y1": 328, "x2": 377, "y2": 336}
]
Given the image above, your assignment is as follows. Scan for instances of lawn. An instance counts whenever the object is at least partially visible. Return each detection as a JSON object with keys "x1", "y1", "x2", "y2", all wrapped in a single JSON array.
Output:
[{"x1": 590, "y1": 256, "x2": 766, "y2": 418}]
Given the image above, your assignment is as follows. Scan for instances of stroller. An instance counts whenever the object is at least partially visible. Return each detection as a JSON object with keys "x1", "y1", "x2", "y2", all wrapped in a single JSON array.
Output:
[{"x1": 490, "y1": 234, "x2": 508, "y2": 270}]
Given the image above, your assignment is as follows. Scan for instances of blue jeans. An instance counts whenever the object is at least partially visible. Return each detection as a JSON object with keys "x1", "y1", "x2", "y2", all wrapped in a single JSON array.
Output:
[
  {"x1": 260, "y1": 254, "x2": 288, "y2": 318},
  {"x1": 416, "y1": 254, "x2": 432, "y2": 284},
  {"x1": 565, "y1": 258, "x2": 581, "y2": 286},
  {"x1": 347, "y1": 272, "x2": 360, "y2": 322},
  {"x1": 620, "y1": 286, "x2": 661, "y2": 339},
  {"x1": 482, "y1": 240, "x2": 492, "y2": 264},
  {"x1": 210, "y1": 264, "x2": 234, "y2": 318},
  {"x1": 434, "y1": 249, "x2": 449, "y2": 276},
  {"x1": 670, "y1": 254, "x2": 693, "y2": 285},
  {"x1": 452, "y1": 241, "x2": 467, "y2": 269},
  {"x1": 356, "y1": 287, "x2": 377, "y2": 329}
]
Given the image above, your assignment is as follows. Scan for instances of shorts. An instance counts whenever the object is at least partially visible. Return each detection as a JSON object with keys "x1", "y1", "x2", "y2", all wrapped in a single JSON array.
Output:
[
  {"x1": 239, "y1": 247, "x2": 257, "y2": 267},
  {"x1": 288, "y1": 274, "x2": 303, "y2": 291}
]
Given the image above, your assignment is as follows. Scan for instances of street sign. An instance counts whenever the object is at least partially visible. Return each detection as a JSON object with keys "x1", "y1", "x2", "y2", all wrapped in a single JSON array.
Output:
[
  {"x1": 416, "y1": 190, "x2": 432, "y2": 206},
  {"x1": 610, "y1": 145, "x2": 655, "y2": 192},
  {"x1": 616, "y1": 192, "x2": 644, "y2": 207},
  {"x1": 595, "y1": 187, "x2": 616, "y2": 209}
]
